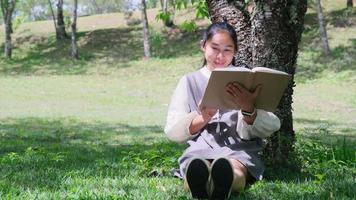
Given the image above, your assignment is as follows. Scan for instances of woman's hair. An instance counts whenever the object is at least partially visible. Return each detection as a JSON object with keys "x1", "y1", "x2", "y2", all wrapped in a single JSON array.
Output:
[{"x1": 201, "y1": 21, "x2": 238, "y2": 67}]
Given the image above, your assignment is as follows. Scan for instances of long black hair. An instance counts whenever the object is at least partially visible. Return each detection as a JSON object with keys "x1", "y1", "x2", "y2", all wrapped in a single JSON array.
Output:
[{"x1": 201, "y1": 21, "x2": 238, "y2": 67}]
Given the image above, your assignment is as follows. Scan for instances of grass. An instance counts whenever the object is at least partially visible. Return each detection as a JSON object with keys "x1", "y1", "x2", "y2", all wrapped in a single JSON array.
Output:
[{"x1": 0, "y1": 2, "x2": 355, "y2": 200}]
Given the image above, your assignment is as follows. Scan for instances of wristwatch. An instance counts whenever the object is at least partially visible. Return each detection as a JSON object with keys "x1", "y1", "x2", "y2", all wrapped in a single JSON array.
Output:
[{"x1": 241, "y1": 108, "x2": 256, "y2": 117}]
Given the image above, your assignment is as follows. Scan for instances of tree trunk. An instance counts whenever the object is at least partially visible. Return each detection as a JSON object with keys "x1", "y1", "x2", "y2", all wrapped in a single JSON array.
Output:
[
  {"x1": 206, "y1": 0, "x2": 308, "y2": 165},
  {"x1": 160, "y1": 0, "x2": 164, "y2": 10},
  {"x1": 163, "y1": 0, "x2": 174, "y2": 27},
  {"x1": 4, "y1": 21, "x2": 12, "y2": 58},
  {"x1": 48, "y1": 0, "x2": 58, "y2": 33},
  {"x1": 57, "y1": 0, "x2": 68, "y2": 40},
  {"x1": 141, "y1": 0, "x2": 151, "y2": 58},
  {"x1": 0, "y1": 0, "x2": 16, "y2": 58},
  {"x1": 316, "y1": 0, "x2": 331, "y2": 56},
  {"x1": 347, "y1": 0, "x2": 353, "y2": 8},
  {"x1": 71, "y1": 0, "x2": 79, "y2": 59}
]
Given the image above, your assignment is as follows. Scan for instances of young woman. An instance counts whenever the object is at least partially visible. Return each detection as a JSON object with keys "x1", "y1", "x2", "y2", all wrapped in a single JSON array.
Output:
[{"x1": 164, "y1": 22, "x2": 281, "y2": 199}]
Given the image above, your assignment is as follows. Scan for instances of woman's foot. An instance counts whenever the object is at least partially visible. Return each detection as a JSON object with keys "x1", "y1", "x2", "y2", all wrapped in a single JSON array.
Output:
[
  {"x1": 210, "y1": 157, "x2": 234, "y2": 199},
  {"x1": 186, "y1": 158, "x2": 210, "y2": 199}
]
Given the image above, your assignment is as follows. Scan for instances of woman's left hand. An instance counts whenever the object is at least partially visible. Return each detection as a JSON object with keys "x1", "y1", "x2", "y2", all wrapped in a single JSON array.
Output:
[{"x1": 226, "y1": 82, "x2": 261, "y2": 112}]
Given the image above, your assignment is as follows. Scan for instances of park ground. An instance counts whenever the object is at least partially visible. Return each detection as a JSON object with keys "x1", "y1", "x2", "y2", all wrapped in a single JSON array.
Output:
[{"x1": 0, "y1": 1, "x2": 355, "y2": 199}]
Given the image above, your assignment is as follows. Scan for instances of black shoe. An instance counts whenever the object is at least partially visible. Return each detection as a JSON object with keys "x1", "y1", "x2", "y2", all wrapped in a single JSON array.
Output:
[
  {"x1": 210, "y1": 157, "x2": 233, "y2": 200},
  {"x1": 186, "y1": 158, "x2": 210, "y2": 199}
]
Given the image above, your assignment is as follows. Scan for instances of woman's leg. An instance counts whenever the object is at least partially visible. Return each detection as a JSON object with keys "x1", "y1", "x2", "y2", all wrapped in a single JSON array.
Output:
[{"x1": 229, "y1": 159, "x2": 248, "y2": 192}]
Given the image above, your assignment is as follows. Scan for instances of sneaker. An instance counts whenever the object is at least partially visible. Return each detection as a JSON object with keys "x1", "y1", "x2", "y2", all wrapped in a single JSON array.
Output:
[
  {"x1": 210, "y1": 157, "x2": 234, "y2": 199},
  {"x1": 186, "y1": 157, "x2": 210, "y2": 199}
]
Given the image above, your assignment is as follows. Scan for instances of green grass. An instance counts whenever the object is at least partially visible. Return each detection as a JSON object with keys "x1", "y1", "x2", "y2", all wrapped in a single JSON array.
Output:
[{"x1": 0, "y1": 2, "x2": 355, "y2": 200}]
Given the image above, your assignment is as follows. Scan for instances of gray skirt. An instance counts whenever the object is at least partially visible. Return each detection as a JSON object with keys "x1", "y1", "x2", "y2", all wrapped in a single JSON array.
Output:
[{"x1": 178, "y1": 133, "x2": 265, "y2": 181}]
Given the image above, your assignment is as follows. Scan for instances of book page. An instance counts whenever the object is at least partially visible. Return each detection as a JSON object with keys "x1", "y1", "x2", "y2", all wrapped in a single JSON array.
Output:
[
  {"x1": 201, "y1": 67, "x2": 291, "y2": 112},
  {"x1": 252, "y1": 67, "x2": 289, "y2": 75},
  {"x1": 201, "y1": 69, "x2": 254, "y2": 110}
]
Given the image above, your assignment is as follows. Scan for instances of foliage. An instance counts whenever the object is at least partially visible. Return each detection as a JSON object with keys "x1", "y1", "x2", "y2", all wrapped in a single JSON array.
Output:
[
  {"x1": 156, "y1": 0, "x2": 209, "y2": 30},
  {"x1": 13, "y1": 14, "x2": 26, "y2": 31},
  {"x1": 16, "y1": 0, "x2": 48, "y2": 21},
  {"x1": 179, "y1": 20, "x2": 198, "y2": 32}
]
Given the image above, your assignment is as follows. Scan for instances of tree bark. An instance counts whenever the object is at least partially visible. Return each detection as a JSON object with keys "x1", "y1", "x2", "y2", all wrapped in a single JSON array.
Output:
[
  {"x1": 71, "y1": 0, "x2": 79, "y2": 59},
  {"x1": 56, "y1": 0, "x2": 68, "y2": 40},
  {"x1": 316, "y1": 0, "x2": 331, "y2": 56},
  {"x1": 206, "y1": 0, "x2": 308, "y2": 165},
  {"x1": 347, "y1": 0, "x2": 353, "y2": 8},
  {"x1": 0, "y1": 0, "x2": 16, "y2": 58},
  {"x1": 141, "y1": 0, "x2": 151, "y2": 58}
]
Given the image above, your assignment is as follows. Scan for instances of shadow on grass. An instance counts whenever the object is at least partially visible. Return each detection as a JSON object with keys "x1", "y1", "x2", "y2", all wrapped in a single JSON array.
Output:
[
  {"x1": 297, "y1": 9, "x2": 356, "y2": 80},
  {"x1": 0, "y1": 117, "x2": 354, "y2": 198},
  {"x1": 0, "y1": 117, "x2": 185, "y2": 192},
  {"x1": 0, "y1": 26, "x2": 203, "y2": 75}
]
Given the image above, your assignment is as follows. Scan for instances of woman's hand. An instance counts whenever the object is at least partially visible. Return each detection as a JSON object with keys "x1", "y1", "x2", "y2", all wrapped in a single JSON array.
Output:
[
  {"x1": 189, "y1": 103, "x2": 218, "y2": 135},
  {"x1": 200, "y1": 105, "x2": 218, "y2": 122},
  {"x1": 226, "y1": 82, "x2": 261, "y2": 112}
]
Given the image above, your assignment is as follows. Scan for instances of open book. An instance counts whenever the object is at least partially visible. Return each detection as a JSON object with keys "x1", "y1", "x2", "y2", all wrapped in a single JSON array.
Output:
[{"x1": 200, "y1": 67, "x2": 291, "y2": 112}]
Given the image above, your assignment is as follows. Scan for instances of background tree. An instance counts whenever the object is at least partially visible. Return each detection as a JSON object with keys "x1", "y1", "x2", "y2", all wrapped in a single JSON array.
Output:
[
  {"x1": 347, "y1": 0, "x2": 353, "y2": 8},
  {"x1": 0, "y1": 0, "x2": 16, "y2": 58},
  {"x1": 141, "y1": 0, "x2": 151, "y2": 58},
  {"x1": 71, "y1": 0, "x2": 78, "y2": 59},
  {"x1": 162, "y1": 0, "x2": 174, "y2": 27},
  {"x1": 48, "y1": 0, "x2": 68, "y2": 40},
  {"x1": 56, "y1": 0, "x2": 68, "y2": 39},
  {"x1": 206, "y1": 0, "x2": 307, "y2": 164},
  {"x1": 315, "y1": 0, "x2": 331, "y2": 55}
]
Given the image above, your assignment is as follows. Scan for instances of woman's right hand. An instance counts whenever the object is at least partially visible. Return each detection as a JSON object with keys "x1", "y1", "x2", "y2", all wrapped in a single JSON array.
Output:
[
  {"x1": 189, "y1": 105, "x2": 218, "y2": 135},
  {"x1": 199, "y1": 105, "x2": 218, "y2": 122}
]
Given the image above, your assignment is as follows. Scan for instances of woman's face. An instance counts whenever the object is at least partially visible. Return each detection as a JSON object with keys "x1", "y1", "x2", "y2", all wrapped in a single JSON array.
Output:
[{"x1": 201, "y1": 30, "x2": 236, "y2": 71}]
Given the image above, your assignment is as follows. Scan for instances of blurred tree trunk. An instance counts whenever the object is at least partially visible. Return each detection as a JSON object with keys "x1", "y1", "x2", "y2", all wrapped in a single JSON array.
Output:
[
  {"x1": 0, "y1": 0, "x2": 16, "y2": 58},
  {"x1": 206, "y1": 0, "x2": 307, "y2": 165},
  {"x1": 163, "y1": 0, "x2": 174, "y2": 27},
  {"x1": 56, "y1": 0, "x2": 68, "y2": 40},
  {"x1": 141, "y1": 0, "x2": 151, "y2": 58},
  {"x1": 48, "y1": 0, "x2": 58, "y2": 33},
  {"x1": 160, "y1": 0, "x2": 164, "y2": 9},
  {"x1": 71, "y1": 0, "x2": 79, "y2": 59},
  {"x1": 316, "y1": 0, "x2": 331, "y2": 55},
  {"x1": 347, "y1": 0, "x2": 353, "y2": 8}
]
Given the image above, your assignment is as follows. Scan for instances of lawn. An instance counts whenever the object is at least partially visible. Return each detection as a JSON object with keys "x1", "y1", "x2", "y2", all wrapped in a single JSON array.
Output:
[{"x1": 0, "y1": 2, "x2": 355, "y2": 200}]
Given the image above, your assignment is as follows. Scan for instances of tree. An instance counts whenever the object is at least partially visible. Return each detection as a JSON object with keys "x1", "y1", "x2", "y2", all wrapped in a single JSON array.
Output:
[
  {"x1": 71, "y1": 0, "x2": 79, "y2": 59},
  {"x1": 48, "y1": 0, "x2": 68, "y2": 40},
  {"x1": 315, "y1": 0, "x2": 331, "y2": 55},
  {"x1": 162, "y1": 0, "x2": 174, "y2": 27},
  {"x1": 206, "y1": 0, "x2": 307, "y2": 164},
  {"x1": 0, "y1": 0, "x2": 16, "y2": 58},
  {"x1": 141, "y1": 0, "x2": 151, "y2": 58},
  {"x1": 56, "y1": 0, "x2": 68, "y2": 39},
  {"x1": 347, "y1": 0, "x2": 353, "y2": 8}
]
